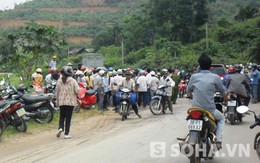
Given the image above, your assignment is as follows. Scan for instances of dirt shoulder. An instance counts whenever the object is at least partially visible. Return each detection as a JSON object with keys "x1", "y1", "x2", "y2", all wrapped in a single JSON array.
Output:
[{"x1": 0, "y1": 109, "x2": 119, "y2": 162}]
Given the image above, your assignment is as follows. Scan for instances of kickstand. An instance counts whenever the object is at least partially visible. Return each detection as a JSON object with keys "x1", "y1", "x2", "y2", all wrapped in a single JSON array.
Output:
[{"x1": 177, "y1": 134, "x2": 189, "y2": 141}]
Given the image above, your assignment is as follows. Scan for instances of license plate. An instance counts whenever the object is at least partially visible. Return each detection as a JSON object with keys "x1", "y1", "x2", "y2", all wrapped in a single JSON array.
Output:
[
  {"x1": 187, "y1": 119, "x2": 203, "y2": 131},
  {"x1": 228, "y1": 100, "x2": 236, "y2": 107},
  {"x1": 16, "y1": 108, "x2": 26, "y2": 117}
]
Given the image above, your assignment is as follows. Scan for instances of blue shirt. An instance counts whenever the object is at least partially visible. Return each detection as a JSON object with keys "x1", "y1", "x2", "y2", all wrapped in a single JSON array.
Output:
[
  {"x1": 186, "y1": 70, "x2": 226, "y2": 113},
  {"x1": 250, "y1": 69, "x2": 259, "y2": 85}
]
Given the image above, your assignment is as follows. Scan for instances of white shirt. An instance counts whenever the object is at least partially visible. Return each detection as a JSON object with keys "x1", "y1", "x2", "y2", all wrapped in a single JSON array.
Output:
[
  {"x1": 45, "y1": 74, "x2": 52, "y2": 86},
  {"x1": 160, "y1": 75, "x2": 175, "y2": 96},
  {"x1": 150, "y1": 76, "x2": 160, "y2": 91},
  {"x1": 111, "y1": 75, "x2": 124, "y2": 91},
  {"x1": 137, "y1": 75, "x2": 148, "y2": 92}
]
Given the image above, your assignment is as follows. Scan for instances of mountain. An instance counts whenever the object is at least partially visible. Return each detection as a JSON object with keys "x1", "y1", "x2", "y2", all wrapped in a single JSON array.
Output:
[
  {"x1": 0, "y1": 0, "x2": 146, "y2": 44},
  {"x1": 0, "y1": 0, "x2": 258, "y2": 45}
]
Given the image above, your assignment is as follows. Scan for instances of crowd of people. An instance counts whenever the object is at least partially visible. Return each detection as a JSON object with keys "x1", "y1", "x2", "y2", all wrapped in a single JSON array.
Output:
[{"x1": 29, "y1": 55, "x2": 260, "y2": 141}]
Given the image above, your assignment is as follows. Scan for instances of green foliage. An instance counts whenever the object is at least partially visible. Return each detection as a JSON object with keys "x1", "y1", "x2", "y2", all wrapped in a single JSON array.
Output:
[
  {"x1": 235, "y1": 6, "x2": 259, "y2": 22},
  {"x1": 6, "y1": 23, "x2": 66, "y2": 80},
  {"x1": 97, "y1": 45, "x2": 121, "y2": 68},
  {"x1": 16, "y1": 0, "x2": 83, "y2": 8}
]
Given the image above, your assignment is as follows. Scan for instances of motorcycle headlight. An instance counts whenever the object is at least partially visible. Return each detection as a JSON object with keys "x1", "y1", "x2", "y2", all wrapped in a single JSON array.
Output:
[{"x1": 121, "y1": 93, "x2": 129, "y2": 99}]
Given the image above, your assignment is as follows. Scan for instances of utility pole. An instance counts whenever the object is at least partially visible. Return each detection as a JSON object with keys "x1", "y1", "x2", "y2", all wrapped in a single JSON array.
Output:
[
  {"x1": 121, "y1": 39, "x2": 124, "y2": 65},
  {"x1": 206, "y1": 21, "x2": 209, "y2": 49}
]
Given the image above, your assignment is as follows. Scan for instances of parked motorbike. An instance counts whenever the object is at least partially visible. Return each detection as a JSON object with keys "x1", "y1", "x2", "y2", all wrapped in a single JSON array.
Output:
[
  {"x1": 149, "y1": 85, "x2": 169, "y2": 115},
  {"x1": 178, "y1": 79, "x2": 186, "y2": 98},
  {"x1": 74, "y1": 82, "x2": 97, "y2": 113},
  {"x1": 116, "y1": 88, "x2": 136, "y2": 121},
  {"x1": 0, "y1": 100, "x2": 27, "y2": 139},
  {"x1": 237, "y1": 106, "x2": 260, "y2": 160},
  {"x1": 42, "y1": 80, "x2": 59, "y2": 112},
  {"x1": 0, "y1": 77, "x2": 54, "y2": 124},
  {"x1": 225, "y1": 92, "x2": 245, "y2": 125}
]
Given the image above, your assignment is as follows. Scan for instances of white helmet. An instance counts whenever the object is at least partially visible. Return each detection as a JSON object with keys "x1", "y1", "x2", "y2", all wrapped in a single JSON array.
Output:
[
  {"x1": 112, "y1": 70, "x2": 117, "y2": 75},
  {"x1": 76, "y1": 70, "x2": 84, "y2": 76},
  {"x1": 99, "y1": 70, "x2": 105, "y2": 75},
  {"x1": 150, "y1": 71, "x2": 155, "y2": 76},
  {"x1": 117, "y1": 69, "x2": 123, "y2": 75}
]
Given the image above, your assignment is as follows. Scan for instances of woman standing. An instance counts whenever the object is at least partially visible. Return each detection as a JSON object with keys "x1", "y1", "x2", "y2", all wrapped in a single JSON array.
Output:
[{"x1": 56, "y1": 66, "x2": 80, "y2": 139}]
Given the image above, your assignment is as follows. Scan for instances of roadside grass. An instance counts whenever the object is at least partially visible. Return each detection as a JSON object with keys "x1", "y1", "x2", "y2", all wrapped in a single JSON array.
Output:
[{"x1": 1, "y1": 107, "x2": 104, "y2": 139}]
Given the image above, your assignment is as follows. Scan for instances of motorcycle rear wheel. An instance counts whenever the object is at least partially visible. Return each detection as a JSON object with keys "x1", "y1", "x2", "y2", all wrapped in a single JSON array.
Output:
[
  {"x1": 189, "y1": 144, "x2": 201, "y2": 163},
  {"x1": 228, "y1": 114, "x2": 235, "y2": 125},
  {"x1": 150, "y1": 98, "x2": 163, "y2": 115},
  {"x1": 35, "y1": 105, "x2": 54, "y2": 123}
]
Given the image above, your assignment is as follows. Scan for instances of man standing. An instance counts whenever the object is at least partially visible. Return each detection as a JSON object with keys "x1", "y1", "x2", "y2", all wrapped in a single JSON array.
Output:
[
  {"x1": 136, "y1": 70, "x2": 149, "y2": 108},
  {"x1": 160, "y1": 69, "x2": 175, "y2": 113},
  {"x1": 170, "y1": 68, "x2": 180, "y2": 104},
  {"x1": 49, "y1": 55, "x2": 57, "y2": 69},
  {"x1": 250, "y1": 63, "x2": 259, "y2": 103},
  {"x1": 186, "y1": 54, "x2": 227, "y2": 149}
]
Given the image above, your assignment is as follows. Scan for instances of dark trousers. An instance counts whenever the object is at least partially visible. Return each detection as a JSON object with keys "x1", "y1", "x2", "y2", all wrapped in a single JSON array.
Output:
[
  {"x1": 162, "y1": 96, "x2": 173, "y2": 112},
  {"x1": 59, "y1": 105, "x2": 74, "y2": 135},
  {"x1": 132, "y1": 104, "x2": 139, "y2": 115},
  {"x1": 138, "y1": 91, "x2": 148, "y2": 107}
]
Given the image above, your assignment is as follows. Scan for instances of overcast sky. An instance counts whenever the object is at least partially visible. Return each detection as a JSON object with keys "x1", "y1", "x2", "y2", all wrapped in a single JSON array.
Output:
[{"x1": 0, "y1": 0, "x2": 32, "y2": 11}]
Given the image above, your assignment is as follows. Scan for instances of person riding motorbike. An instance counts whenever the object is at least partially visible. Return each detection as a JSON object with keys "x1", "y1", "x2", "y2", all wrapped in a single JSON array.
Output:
[
  {"x1": 118, "y1": 71, "x2": 142, "y2": 118},
  {"x1": 223, "y1": 67, "x2": 235, "y2": 88},
  {"x1": 186, "y1": 54, "x2": 227, "y2": 149},
  {"x1": 226, "y1": 64, "x2": 251, "y2": 106}
]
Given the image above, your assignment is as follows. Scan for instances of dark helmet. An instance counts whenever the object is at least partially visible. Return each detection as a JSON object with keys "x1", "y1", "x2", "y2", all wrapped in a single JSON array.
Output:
[
  {"x1": 233, "y1": 64, "x2": 241, "y2": 73},
  {"x1": 61, "y1": 66, "x2": 73, "y2": 77}
]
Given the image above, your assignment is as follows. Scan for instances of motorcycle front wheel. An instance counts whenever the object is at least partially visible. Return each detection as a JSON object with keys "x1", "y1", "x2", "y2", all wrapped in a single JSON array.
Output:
[
  {"x1": 73, "y1": 101, "x2": 81, "y2": 113},
  {"x1": 120, "y1": 103, "x2": 128, "y2": 121},
  {"x1": 0, "y1": 120, "x2": 5, "y2": 139},
  {"x1": 35, "y1": 105, "x2": 54, "y2": 123},
  {"x1": 149, "y1": 98, "x2": 163, "y2": 115},
  {"x1": 12, "y1": 114, "x2": 27, "y2": 132}
]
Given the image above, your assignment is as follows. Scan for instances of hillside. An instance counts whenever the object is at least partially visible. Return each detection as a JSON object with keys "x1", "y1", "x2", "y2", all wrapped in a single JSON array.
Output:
[
  {"x1": 0, "y1": 0, "x2": 258, "y2": 45},
  {"x1": 0, "y1": 0, "x2": 146, "y2": 44}
]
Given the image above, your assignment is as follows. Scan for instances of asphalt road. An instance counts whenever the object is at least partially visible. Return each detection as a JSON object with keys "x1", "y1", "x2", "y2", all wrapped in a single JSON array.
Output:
[
  {"x1": 49, "y1": 99, "x2": 259, "y2": 163},
  {"x1": 0, "y1": 98, "x2": 259, "y2": 163}
]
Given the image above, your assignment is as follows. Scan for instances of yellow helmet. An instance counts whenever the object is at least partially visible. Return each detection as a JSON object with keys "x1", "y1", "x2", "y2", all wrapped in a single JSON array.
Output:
[
  {"x1": 36, "y1": 68, "x2": 42, "y2": 73},
  {"x1": 52, "y1": 55, "x2": 57, "y2": 59}
]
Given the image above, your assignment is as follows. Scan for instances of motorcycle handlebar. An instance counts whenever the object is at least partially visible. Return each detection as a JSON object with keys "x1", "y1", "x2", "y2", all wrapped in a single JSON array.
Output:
[{"x1": 250, "y1": 120, "x2": 260, "y2": 129}]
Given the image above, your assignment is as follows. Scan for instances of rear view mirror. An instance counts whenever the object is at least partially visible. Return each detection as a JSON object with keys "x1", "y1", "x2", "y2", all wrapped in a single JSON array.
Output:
[{"x1": 237, "y1": 105, "x2": 249, "y2": 114}]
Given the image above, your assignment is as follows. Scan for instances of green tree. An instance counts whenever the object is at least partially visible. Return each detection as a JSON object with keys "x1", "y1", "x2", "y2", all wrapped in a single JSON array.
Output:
[{"x1": 7, "y1": 23, "x2": 66, "y2": 80}]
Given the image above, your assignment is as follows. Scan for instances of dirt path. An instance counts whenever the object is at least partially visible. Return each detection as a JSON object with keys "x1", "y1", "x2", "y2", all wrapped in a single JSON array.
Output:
[{"x1": 0, "y1": 109, "x2": 120, "y2": 162}]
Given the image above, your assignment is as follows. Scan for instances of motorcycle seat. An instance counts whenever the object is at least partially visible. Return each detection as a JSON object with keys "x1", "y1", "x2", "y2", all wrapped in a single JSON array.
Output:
[
  {"x1": 86, "y1": 90, "x2": 96, "y2": 95},
  {"x1": 188, "y1": 106, "x2": 216, "y2": 123},
  {"x1": 22, "y1": 94, "x2": 50, "y2": 103}
]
